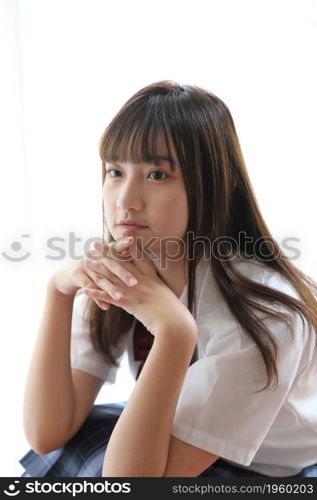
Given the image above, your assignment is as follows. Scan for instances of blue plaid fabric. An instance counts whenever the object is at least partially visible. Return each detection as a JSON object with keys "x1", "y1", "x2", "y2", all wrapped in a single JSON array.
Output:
[
  {"x1": 19, "y1": 402, "x2": 317, "y2": 477},
  {"x1": 19, "y1": 402, "x2": 126, "y2": 477}
]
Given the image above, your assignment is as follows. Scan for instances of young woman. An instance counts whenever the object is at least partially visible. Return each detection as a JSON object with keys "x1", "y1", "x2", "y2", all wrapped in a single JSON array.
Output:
[{"x1": 19, "y1": 80, "x2": 317, "y2": 477}]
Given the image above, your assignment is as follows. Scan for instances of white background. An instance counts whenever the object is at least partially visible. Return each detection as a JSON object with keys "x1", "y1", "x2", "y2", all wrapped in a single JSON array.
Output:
[{"x1": 0, "y1": 0, "x2": 316, "y2": 476}]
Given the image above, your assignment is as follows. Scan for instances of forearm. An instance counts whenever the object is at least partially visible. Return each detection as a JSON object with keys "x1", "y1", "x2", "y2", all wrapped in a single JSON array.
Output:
[
  {"x1": 102, "y1": 323, "x2": 197, "y2": 477},
  {"x1": 23, "y1": 282, "x2": 76, "y2": 453}
]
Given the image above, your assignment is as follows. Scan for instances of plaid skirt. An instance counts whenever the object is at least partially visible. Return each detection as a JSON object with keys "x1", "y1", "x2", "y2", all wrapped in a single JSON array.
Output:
[{"x1": 19, "y1": 402, "x2": 317, "y2": 478}]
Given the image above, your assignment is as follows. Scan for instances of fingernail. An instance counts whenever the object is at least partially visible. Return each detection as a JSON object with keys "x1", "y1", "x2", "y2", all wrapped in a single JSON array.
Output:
[
  {"x1": 119, "y1": 237, "x2": 133, "y2": 244},
  {"x1": 85, "y1": 259, "x2": 95, "y2": 266},
  {"x1": 115, "y1": 292, "x2": 123, "y2": 299},
  {"x1": 94, "y1": 241, "x2": 103, "y2": 249},
  {"x1": 122, "y1": 251, "x2": 131, "y2": 258},
  {"x1": 128, "y1": 278, "x2": 137, "y2": 286}
]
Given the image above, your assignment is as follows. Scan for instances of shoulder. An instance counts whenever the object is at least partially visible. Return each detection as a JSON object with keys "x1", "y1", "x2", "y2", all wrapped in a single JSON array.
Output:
[
  {"x1": 196, "y1": 256, "x2": 301, "y2": 308},
  {"x1": 194, "y1": 257, "x2": 307, "y2": 347},
  {"x1": 232, "y1": 256, "x2": 301, "y2": 301}
]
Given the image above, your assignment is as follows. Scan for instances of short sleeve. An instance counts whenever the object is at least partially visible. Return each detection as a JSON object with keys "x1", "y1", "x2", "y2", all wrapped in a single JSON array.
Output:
[
  {"x1": 70, "y1": 292, "x2": 127, "y2": 384},
  {"x1": 171, "y1": 311, "x2": 308, "y2": 466}
]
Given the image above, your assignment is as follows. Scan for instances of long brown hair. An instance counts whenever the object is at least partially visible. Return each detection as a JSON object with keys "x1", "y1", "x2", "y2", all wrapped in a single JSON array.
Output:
[{"x1": 82, "y1": 80, "x2": 317, "y2": 392}]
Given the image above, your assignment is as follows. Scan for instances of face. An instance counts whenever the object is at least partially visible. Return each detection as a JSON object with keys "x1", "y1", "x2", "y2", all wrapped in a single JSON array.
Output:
[{"x1": 103, "y1": 136, "x2": 188, "y2": 264}]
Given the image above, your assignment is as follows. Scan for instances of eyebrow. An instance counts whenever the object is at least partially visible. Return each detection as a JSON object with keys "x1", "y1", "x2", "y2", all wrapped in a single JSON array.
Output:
[{"x1": 109, "y1": 155, "x2": 176, "y2": 171}]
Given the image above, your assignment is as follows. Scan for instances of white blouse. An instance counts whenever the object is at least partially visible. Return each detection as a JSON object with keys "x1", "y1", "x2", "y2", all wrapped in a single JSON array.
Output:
[{"x1": 70, "y1": 256, "x2": 317, "y2": 477}]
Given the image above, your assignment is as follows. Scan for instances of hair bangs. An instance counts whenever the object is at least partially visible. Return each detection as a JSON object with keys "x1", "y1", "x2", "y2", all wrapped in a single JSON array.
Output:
[{"x1": 99, "y1": 101, "x2": 178, "y2": 174}]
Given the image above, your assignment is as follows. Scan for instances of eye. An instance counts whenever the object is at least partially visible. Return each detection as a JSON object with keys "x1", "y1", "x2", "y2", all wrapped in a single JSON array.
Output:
[
  {"x1": 105, "y1": 169, "x2": 169, "y2": 181},
  {"x1": 105, "y1": 168, "x2": 121, "y2": 178},
  {"x1": 148, "y1": 170, "x2": 168, "y2": 181}
]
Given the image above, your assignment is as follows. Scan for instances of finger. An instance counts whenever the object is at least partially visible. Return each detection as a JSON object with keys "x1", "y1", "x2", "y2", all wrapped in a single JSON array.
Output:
[
  {"x1": 123, "y1": 233, "x2": 157, "y2": 277},
  {"x1": 84, "y1": 256, "x2": 138, "y2": 287},
  {"x1": 83, "y1": 287, "x2": 124, "y2": 303},
  {"x1": 87, "y1": 239, "x2": 134, "y2": 262},
  {"x1": 112, "y1": 237, "x2": 135, "y2": 256},
  {"x1": 84, "y1": 238, "x2": 138, "y2": 287},
  {"x1": 87, "y1": 235, "x2": 156, "y2": 279},
  {"x1": 95, "y1": 298, "x2": 110, "y2": 310},
  {"x1": 85, "y1": 238, "x2": 131, "y2": 261},
  {"x1": 84, "y1": 266, "x2": 125, "y2": 301}
]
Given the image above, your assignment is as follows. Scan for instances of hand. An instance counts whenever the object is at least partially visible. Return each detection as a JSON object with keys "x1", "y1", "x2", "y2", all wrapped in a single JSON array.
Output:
[
  {"x1": 83, "y1": 233, "x2": 197, "y2": 339},
  {"x1": 48, "y1": 237, "x2": 135, "y2": 302}
]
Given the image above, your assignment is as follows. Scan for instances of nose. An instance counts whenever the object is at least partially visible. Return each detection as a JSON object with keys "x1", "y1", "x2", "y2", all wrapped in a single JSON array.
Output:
[{"x1": 115, "y1": 178, "x2": 144, "y2": 211}]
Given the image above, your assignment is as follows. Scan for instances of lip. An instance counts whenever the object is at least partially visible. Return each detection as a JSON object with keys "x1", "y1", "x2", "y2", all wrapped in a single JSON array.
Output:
[
  {"x1": 117, "y1": 220, "x2": 147, "y2": 228},
  {"x1": 118, "y1": 224, "x2": 147, "y2": 230}
]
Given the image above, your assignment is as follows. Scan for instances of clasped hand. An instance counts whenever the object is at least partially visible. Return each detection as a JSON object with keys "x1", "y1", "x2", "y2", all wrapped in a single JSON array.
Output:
[{"x1": 83, "y1": 233, "x2": 197, "y2": 339}]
